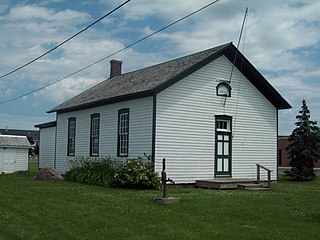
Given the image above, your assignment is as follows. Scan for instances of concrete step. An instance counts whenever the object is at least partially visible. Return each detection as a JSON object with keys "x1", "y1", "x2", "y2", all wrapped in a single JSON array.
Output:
[
  {"x1": 238, "y1": 183, "x2": 271, "y2": 191},
  {"x1": 195, "y1": 178, "x2": 256, "y2": 189}
]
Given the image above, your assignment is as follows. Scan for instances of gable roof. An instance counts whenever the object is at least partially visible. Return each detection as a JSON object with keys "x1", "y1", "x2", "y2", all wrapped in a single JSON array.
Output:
[
  {"x1": 0, "y1": 135, "x2": 31, "y2": 148},
  {"x1": 48, "y1": 42, "x2": 291, "y2": 113}
]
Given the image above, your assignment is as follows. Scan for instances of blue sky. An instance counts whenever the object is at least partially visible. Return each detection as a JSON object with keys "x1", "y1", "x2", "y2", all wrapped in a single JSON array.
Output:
[{"x1": 0, "y1": 0, "x2": 319, "y2": 135}]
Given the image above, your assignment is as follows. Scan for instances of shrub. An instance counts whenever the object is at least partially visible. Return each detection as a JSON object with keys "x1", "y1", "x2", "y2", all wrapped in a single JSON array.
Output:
[
  {"x1": 113, "y1": 157, "x2": 161, "y2": 189},
  {"x1": 65, "y1": 155, "x2": 161, "y2": 190},
  {"x1": 65, "y1": 157, "x2": 118, "y2": 187}
]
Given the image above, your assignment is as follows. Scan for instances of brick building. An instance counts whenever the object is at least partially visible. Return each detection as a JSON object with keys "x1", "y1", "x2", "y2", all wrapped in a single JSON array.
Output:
[{"x1": 278, "y1": 136, "x2": 320, "y2": 167}]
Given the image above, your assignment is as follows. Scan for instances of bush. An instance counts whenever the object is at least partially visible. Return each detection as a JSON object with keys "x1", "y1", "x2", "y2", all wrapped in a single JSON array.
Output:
[
  {"x1": 65, "y1": 156, "x2": 160, "y2": 190},
  {"x1": 113, "y1": 157, "x2": 161, "y2": 189},
  {"x1": 65, "y1": 157, "x2": 118, "y2": 187}
]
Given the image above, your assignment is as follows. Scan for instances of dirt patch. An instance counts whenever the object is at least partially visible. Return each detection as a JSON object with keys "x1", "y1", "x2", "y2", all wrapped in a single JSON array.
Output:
[{"x1": 35, "y1": 165, "x2": 64, "y2": 181}]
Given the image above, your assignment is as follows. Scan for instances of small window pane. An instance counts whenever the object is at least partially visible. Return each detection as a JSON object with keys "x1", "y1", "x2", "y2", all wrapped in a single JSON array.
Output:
[
  {"x1": 224, "y1": 142, "x2": 229, "y2": 155},
  {"x1": 217, "y1": 158, "x2": 223, "y2": 171},
  {"x1": 218, "y1": 142, "x2": 223, "y2": 155},
  {"x1": 224, "y1": 158, "x2": 229, "y2": 171}
]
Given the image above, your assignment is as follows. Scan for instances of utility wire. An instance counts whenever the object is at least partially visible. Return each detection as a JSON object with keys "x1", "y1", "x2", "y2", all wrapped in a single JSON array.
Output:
[
  {"x1": 232, "y1": 9, "x2": 248, "y2": 138},
  {"x1": 0, "y1": 0, "x2": 131, "y2": 80},
  {"x1": 0, "y1": 0, "x2": 220, "y2": 105},
  {"x1": 223, "y1": 7, "x2": 248, "y2": 107}
]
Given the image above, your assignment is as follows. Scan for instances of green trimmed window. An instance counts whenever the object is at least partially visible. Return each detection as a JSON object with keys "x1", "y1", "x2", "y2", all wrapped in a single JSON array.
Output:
[
  {"x1": 90, "y1": 113, "x2": 100, "y2": 156},
  {"x1": 118, "y1": 108, "x2": 129, "y2": 157},
  {"x1": 67, "y1": 117, "x2": 76, "y2": 156}
]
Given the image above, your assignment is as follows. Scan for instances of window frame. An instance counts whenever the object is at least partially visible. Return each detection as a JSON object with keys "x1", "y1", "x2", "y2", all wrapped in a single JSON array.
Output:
[
  {"x1": 67, "y1": 117, "x2": 76, "y2": 156},
  {"x1": 215, "y1": 115, "x2": 233, "y2": 177},
  {"x1": 216, "y1": 82, "x2": 232, "y2": 97},
  {"x1": 117, "y1": 108, "x2": 130, "y2": 157},
  {"x1": 90, "y1": 113, "x2": 100, "y2": 156},
  {"x1": 216, "y1": 119, "x2": 231, "y2": 132}
]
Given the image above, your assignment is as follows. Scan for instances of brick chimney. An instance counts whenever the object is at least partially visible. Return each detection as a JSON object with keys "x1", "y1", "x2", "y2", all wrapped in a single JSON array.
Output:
[{"x1": 110, "y1": 60, "x2": 122, "y2": 78}]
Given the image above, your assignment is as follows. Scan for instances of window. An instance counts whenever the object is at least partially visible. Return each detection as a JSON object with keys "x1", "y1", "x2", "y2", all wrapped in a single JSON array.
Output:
[
  {"x1": 90, "y1": 113, "x2": 100, "y2": 156},
  {"x1": 216, "y1": 117, "x2": 231, "y2": 132},
  {"x1": 67, "y1": 118, "x2": 76, "y2": 156},
  {"x1": 216, "y1": 120, "x2": 228, "y2": 131},
  {"x1": 118, "y1": 108, "x2": 129, "y2": 157},
  {"x1": 216, "y1": 82, "x2": 231, "y2": 97}
]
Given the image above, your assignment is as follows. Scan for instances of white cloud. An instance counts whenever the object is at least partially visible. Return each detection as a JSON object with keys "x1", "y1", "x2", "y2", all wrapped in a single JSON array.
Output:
[
  {"x1": 7, "y1": 5, "x2": 90, "y2": 24},
  {"x1": 100, "y1": 0, "x2": 215, "y2": 21},
  {"x1": 33, "y1": 76, "x2": 102, "y2": 103}
]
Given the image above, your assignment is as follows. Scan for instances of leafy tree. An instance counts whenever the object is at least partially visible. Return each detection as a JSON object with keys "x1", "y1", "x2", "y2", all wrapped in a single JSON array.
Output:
[{"x1": 286, "y1": 100, "x2": 320, "y2": 180}]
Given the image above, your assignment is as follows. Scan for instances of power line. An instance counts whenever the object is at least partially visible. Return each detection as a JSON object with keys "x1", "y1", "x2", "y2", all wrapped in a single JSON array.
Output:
[
  {"x1": 0, "y1": 0, "x2": 131, "y2": 80},
  {"x1": 223, "y1": 7, "x2": 248, "y2": 107},
  {"x1": 0, "y1": 0, "x2": 221, "y2": 105}
]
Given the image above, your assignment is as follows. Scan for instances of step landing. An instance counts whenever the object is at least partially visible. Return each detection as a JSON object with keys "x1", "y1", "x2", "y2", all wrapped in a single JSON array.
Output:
[
  {"x1": 195, "y1": 178, "x2": 257, "y2": 190},
  {"x1": 237, "y1": 183, "x2": 271, "y2": 191}
]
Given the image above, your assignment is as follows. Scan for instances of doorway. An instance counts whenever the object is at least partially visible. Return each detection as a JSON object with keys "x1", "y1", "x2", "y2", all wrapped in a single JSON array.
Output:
[{"x1": 215, "y1": 116, "x2": 232, "y2": 177}]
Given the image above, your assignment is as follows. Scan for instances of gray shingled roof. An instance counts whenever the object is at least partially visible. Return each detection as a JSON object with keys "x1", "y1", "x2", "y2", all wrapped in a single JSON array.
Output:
[
  {"x1": 0, "y1": 135, "x2": 31, "y2": 148},
  {"x1": 48, "y1": 43, "x2": 231, "y2": 113},
  {"x1": 48, "y1": 42, "x2": 291, "y2": 113}
]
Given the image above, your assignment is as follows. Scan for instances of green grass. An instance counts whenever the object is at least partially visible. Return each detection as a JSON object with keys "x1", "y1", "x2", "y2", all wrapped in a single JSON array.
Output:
[
  {"x1": 0, "y1": 166, "x2": 319, "y2": 240},
  {"x1": 27, "y1": 158, "x2": 38, "y2": 172}
]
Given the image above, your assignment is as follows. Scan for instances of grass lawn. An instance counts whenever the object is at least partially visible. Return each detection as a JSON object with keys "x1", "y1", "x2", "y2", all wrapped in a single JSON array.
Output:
[{"x1": 0, "y1": 163, "x2": 319, "y2": 240}]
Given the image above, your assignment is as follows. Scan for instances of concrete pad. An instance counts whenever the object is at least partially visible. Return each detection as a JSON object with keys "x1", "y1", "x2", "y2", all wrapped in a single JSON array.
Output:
[{"x1": 155, "y1": 197, "x2": 180, "y2": 205}]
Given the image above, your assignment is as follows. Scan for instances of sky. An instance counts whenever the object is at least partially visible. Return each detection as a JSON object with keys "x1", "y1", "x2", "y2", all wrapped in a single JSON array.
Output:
[{"x1": 0, "y1": 0, "x2": 319, "y2": 135}]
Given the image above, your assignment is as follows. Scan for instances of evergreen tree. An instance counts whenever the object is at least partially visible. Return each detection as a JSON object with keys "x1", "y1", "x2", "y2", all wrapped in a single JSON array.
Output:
[{"x1": 286, "y1": 100, "x2": 320, "y2": 180}]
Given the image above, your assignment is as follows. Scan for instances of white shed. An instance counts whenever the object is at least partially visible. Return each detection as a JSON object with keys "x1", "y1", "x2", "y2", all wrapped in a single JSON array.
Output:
[{"x1": 0, "y1": 135, "x2": 30, "y2": 173}]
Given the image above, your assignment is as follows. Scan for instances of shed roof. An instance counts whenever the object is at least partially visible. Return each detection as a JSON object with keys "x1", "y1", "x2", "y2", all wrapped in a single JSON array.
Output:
[
  {"x1": 0, "y1": 135, "x2": 31, "y2": 148},
  {"x1": 48, "y1": 42, "x2": 291, "y2": 113}
]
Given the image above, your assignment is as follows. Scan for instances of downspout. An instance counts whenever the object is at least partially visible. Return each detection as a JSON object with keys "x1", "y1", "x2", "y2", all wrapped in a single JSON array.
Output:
[
  {"x1": 276, "y1": 110, "x2": 279, "y2": 181},
  {"x1": 54, "y1": 113, "x2": 58, "y2": 169},
  {"x1": 37, "y1": 130, "x2": 41, "y2": 170},
  {"x1": 151, "y1": 93, "x2": 157, "y2": 169}
]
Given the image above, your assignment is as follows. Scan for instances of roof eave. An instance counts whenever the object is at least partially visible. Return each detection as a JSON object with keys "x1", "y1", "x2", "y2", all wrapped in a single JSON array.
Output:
[
  {"x1": 48, "y1": 90, "x2": 155, "y2": 114},
  {"x1": 0, "y1": 145, "x2": 31, "y2": 149},
  {"x1": 34, "y1": 121, "x2": 57, "y2": 129},
  {"x1": 224, "y1": 45, "x2": 292, "y2": 110}
]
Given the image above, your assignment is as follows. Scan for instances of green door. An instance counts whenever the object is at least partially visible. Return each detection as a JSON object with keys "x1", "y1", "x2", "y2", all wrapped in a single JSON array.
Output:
[{"x1": 215, "y1": 116, "x2": 232, "y2": 177}]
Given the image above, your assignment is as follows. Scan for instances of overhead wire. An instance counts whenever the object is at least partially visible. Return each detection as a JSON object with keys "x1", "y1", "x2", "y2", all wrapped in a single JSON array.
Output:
[
  {"x1": 223, "y1": 7, "x2": 248, "y2": 107},
  {"x1": 0, "y1": 0, "x2": 131, "y2": 80},
  {"x1": 232, "y1": 8, "x2": 248, "y2": 138},
  {"x1": 0, "y1": 0, "x2": 221, "y2": 105}
]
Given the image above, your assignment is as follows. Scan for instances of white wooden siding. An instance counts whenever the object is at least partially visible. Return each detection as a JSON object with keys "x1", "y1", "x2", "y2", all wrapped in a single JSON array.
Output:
[
  {"x1": 15, "y1": 148, "x2": 28, "y2": 171},
  {"x1": 39, "y1": 126, "x2": 56, "y2": 168},
  {"x1": 155, "y1": 55, "x2": 277, "y2": 183},
  {"x1": 55, "y1": 97, "x2": 153, "y2": 173}
]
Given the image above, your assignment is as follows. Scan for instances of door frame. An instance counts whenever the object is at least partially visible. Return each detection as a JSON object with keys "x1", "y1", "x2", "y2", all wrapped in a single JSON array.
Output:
[{"x1": 214, "y1": 115, "x2": 232, "y2": 178}]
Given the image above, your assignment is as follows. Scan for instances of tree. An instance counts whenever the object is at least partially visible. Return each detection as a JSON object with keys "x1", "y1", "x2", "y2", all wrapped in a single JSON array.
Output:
[{"x1": 286, "y1": 100, "x2": 320, "y2": 180}]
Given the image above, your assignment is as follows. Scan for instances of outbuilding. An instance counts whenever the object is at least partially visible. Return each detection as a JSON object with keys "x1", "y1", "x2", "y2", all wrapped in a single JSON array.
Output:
[
  {"x1": 0, "y1": 135, "x2": 30, "y2": 173},
  {"x1": 36, "y1": 42, "x2": 291, "y2": 183}
]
